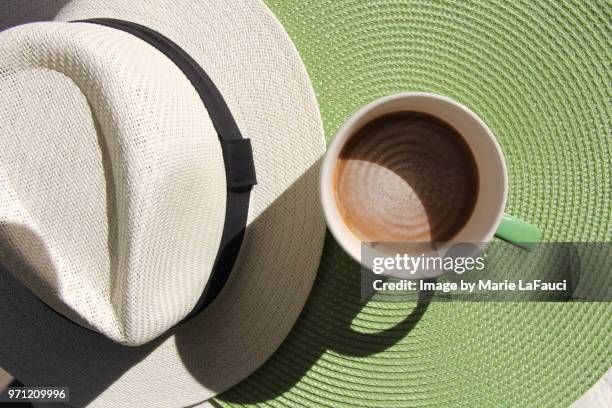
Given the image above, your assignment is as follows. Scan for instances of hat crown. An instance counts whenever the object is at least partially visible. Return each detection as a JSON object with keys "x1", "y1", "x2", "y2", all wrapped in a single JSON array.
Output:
[{"x1": 0, "y1": 22, "x2": 227, "y2": 345}]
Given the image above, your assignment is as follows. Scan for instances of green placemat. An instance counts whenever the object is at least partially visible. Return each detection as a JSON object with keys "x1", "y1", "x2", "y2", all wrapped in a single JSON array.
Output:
[{"x1": 216, "y1": 1, "x2": 612, "y2": 406}]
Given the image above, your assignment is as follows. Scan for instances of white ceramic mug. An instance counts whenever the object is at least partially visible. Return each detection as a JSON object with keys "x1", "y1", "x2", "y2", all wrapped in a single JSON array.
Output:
[{"x1": 320, "y1": 92, "x2": 539, "y2": 277}]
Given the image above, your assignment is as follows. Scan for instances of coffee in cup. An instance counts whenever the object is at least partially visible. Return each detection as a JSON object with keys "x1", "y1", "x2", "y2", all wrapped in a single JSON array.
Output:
[
  {"x1": 334, "y1": 111, "x2": 479, "y2": 243},
  {"x1": 320, "y1": 92, "x2": 540, "y2": 274}
]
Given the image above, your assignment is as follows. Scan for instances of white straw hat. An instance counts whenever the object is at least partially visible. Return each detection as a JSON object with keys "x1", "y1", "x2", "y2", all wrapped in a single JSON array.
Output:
[{"x1": 0, "y1": 0, "x2": 325, "y2": 406}]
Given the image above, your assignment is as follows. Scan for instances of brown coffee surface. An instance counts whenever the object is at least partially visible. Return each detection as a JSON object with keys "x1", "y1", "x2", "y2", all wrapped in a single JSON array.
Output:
[{"x1": 334, "y1": 111, "x2": 479, "y2": 242}]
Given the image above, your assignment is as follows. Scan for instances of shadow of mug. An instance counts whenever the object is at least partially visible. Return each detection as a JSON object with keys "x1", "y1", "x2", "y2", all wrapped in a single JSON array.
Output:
[{"x1": 198, "y1": 236, "x2": 433, "y2": 405}]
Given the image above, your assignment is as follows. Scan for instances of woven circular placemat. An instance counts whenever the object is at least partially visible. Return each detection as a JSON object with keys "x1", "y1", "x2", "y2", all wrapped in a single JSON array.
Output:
[{"x1": 216, "y1": 1, "x2": 611, "y2": 407}]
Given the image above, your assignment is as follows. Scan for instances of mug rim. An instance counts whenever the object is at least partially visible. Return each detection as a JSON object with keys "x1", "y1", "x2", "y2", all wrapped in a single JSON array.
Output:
[{"x1": 320, "y1": 92, "x2": 508, "y2": 270}]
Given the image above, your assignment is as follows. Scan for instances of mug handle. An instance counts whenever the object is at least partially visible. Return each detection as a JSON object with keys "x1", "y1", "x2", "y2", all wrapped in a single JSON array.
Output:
[{"x1": 495, "y1": 213, "x2": 541, "y2": 249}]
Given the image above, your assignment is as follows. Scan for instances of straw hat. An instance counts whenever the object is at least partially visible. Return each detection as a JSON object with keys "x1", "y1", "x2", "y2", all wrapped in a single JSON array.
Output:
[{"x1": 0, "y1": 0, "x2": 325, "y2": 406}]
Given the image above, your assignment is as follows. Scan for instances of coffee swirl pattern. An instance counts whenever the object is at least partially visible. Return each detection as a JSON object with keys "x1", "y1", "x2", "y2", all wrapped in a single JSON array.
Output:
[{"x1": 334, "y1": 111, "x2": 479, "y2": 242}]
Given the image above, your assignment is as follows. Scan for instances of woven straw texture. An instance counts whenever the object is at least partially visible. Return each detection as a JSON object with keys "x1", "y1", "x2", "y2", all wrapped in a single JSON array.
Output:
[
  {"x1": 0, "y1": 22, "x2": 227, "y2": 346},
  {"x1": 0, "y1": 0, "x2": 327, "y2": 406},
  {"x1": 216, "y1": 0, "x2": 612, "y2": 407}
]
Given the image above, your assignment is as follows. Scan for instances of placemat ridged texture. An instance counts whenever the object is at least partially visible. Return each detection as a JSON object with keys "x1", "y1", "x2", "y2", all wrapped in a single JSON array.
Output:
[{"x1": 217, "y1": 0, "x2": 611, "y2": 406}]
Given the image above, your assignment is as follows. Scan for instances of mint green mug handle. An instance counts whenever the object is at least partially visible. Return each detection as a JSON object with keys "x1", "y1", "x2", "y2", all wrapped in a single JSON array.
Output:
[{"x1": 495, "y1": 213, "x2": 541, "y2": 249}]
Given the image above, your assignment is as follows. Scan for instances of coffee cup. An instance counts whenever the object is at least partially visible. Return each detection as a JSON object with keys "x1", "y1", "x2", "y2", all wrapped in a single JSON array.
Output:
[{"x1": 320, "y1": 92, "x2": 540, "y2": 277}]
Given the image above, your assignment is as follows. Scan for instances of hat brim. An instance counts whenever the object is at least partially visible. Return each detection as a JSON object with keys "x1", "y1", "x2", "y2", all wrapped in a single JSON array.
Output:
[{"x1": 0, "y1": 0, "x2": 326, "y2": 406}]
